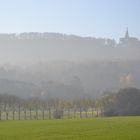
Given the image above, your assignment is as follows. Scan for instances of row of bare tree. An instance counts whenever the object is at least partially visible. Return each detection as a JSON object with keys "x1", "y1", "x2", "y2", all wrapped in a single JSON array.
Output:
[
  {"x1": 0, "y1": 94, "x2": 102, "y2": 120},
  {"x1": 1, "y1": 87, "x2": 139, "y2": 120}
]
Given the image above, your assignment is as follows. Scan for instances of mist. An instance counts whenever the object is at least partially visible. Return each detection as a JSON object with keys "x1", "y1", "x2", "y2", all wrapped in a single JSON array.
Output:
[
  {"x1": 0, "y1": 31, "x2": 140, "y2": 99},
  {"x1": 0, "y1": 32, "x2": 139, "y2": 65}
]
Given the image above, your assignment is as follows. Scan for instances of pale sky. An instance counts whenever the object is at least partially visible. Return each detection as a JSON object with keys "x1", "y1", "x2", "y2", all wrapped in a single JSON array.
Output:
[{"x1": 0, "y1": 0, "x2": 140, "y2": 40}]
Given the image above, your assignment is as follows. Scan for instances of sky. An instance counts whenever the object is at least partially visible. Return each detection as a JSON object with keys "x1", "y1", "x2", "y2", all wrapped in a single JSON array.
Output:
[{"x1": 0, "y1": 0, "x2": 140, "y2": 40}]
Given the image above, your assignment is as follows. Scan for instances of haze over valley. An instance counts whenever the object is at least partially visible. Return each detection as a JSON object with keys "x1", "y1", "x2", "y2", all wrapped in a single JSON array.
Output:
[{"x1": 0, "y1": 30, "x2": 140, "y2": 99}]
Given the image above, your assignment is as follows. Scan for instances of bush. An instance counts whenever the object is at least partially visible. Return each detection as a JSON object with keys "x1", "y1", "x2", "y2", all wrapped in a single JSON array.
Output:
[{"x1": 53, "y1": 109, "x2": 64, "y2": 119}]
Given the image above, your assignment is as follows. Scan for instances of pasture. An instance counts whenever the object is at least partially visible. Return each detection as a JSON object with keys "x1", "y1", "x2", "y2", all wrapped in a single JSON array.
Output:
[{"x1": 0, "y1": 117, "x2": 140, "y2": 140}]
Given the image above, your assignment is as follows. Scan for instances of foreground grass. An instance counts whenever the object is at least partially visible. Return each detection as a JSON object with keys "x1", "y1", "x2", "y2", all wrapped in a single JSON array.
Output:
[{"x1": 0, "y1": 117, "x2": 140, "y2": 140}]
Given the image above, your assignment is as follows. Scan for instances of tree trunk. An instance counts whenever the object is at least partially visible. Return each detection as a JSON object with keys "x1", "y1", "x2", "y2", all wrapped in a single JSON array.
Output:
[
  {"x1": 13, "y1": 111, "x2": 15, "y2": 120},
  {"x1": 6, "y1": 111, "x2": 8, "y2": 120},
  {"x1": 80, "y1": 107, "x2": 82, "y2": 118},
  {"x1": 29, "y1": 108, "x2": 32, "y2": 120},
  {"x1": 85, "y1": 109, "x2": 88, "y2": 118},
  {"x1": 62, "y1": 108, "x2": 64, "y2": 119},
  {"x1": 97, "y1": 108, "x2": 99, "y2": 117},
  {"x1": 0, "y1": 110, "x2": 1, "y2": 120},
  {"x1": 42, "y1": 109, "x2": 44, "y2": 120},
  {"x1": 68, "y1": 108, "x2": 70, "y2": 119},
  {"x1": 92, "y1": 107, "x2": 94, "y2": 118},
  {"x1": 36, "y1": 107, "x2": 38, "y2": 120},
  {"x1": 24, "y1": 109, "x2": 26, "y2": 120},
  {"x1": 48, "y1": 108, "x2": 51, "y2": 119},
  {"x1": 74, "y1": 108, "x2": 76, "y2": 119},
  {"x1": 18, "y1": 104, "x2": 21, "y2": 120}
]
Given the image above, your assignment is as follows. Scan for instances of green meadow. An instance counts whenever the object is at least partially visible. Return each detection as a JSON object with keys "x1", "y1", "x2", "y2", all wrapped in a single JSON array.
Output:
[{"x1": 0, "y1": 117, "x2": 140, "y2": 140}]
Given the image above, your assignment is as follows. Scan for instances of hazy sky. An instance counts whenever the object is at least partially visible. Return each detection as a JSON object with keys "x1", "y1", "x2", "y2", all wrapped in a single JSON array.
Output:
[{"x1": 0, "y1": 0, "x2": 140, "y2": 40}]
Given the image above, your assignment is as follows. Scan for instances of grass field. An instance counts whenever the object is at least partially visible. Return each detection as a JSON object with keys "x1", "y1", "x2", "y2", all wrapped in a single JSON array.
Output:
[{"x1": 0, "y1": 117, "x2": 140, "y2": 140}]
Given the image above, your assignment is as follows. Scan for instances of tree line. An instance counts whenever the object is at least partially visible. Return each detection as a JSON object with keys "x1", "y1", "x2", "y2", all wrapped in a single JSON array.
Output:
[
  {"x1": 0, "y1": 94, "x2": 96, "y2": 120},
  {"x1": 0, "y1": 87, "x2": 140, "y2": 120}
]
